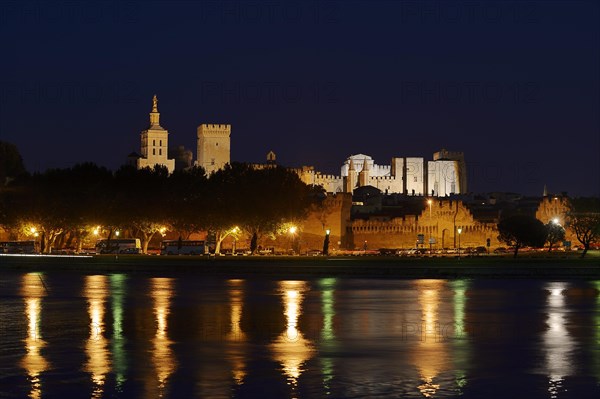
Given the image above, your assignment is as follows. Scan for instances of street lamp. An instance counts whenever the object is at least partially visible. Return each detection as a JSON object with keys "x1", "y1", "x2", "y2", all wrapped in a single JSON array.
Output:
[
  {"x1": 427, "y1": 199, "x2": 433, "y2": 253},
  {"x1": 288, "y1": 225, "x2": 297, "y2": 254},
  {"x1": 323, "y1": 229, "x2": 331, "y2": 256},
  {"x1": 457, "y1": 227, "x2": 462, "y2": 260}
]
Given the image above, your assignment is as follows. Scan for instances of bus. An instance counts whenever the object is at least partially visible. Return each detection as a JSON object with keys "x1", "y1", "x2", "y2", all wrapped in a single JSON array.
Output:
[
  {"x1": 95, "y1": 238, "x2": 141, "y2": 254},
  {"x1": 161, "y1": 240, "x2": 207, "y2": 255},
  {"x1": 0, "y1": 240, "x2": 39, "y2": 254}
]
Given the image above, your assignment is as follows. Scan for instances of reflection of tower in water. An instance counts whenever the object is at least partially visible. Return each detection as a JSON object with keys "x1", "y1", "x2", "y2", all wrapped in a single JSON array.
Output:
[
  {"x1": 84, "y1": 275, "x2": 111, "y2": 399},
  {"x1": 150, "y1": 278, "x2": 177, "y2": 398},
  {"x1": 543, "y1": 282, "x2": 574, "y2": 399},
  {"x1": 21, "y1": 273, "x2": 50, "y2": 399},
  {"x1": 270, "y1": 281, "x2": 315, "y2": 387},
  {"x1": 413, "y1": 279, "x2": 449, "y2": 398}
]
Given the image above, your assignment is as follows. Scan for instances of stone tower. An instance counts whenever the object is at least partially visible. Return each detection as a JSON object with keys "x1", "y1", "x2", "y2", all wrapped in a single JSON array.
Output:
[
  {"x1": 195, "y1": 124, "x2": 231, "y2": 174},
  {"x1": 433, "y1": 149, "x2": 467, "y2": 193},
  {"x1": 137, "y1": 95, "x2": 175, "y2": 173},
  {"x1": 345, "y1": 159, "x2": 357, "y2": 192},
  {"x1": 358, "y1": 158, "x2": 370, "y2": 187}
]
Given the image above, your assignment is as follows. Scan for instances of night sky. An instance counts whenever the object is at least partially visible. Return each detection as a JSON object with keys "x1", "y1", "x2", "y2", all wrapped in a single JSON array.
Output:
[{"x1": 1, "y1": 1, "x2": 598, "y2": 197}]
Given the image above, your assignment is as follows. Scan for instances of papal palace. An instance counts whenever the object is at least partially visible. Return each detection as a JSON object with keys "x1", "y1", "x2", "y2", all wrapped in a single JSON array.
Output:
[{"x1": 130, "y1": 96, "x2": 572, "y2": 252}]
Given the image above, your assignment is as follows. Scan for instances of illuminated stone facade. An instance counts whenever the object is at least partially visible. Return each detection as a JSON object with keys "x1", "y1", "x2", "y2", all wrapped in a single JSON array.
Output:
[
  {"x1": 195, "y1": 124, "x2": 231, "y2": 175},
  {"x1": 136, "y1": 95, "x2": 175, "y2": 173},
  {"x1": 348, "y1": 199, "x2": 499, "y2": 250},
  {"x1": 296, "y1": 151, "x2": 465, "y2": 197}
]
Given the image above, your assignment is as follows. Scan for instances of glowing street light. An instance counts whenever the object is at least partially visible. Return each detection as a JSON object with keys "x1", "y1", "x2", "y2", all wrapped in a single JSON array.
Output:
[
  {"x1": 288, "y1": 225, "x2": 297, "y2": 254},
  {"x1": 427, "y1": 199, "x2": 433, "y2": 253},
  {"x1": 457, "y1": 227, "x2": 462, "y2": 260},
  {"x1": 323, "y1": 229, "x2": 331, "y2": 256}
]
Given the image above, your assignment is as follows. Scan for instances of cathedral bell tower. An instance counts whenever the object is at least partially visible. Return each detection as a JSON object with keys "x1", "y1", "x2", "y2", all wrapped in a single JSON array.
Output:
[{"x1": 137, "y1": 95, "x2": 175, "y2": 173}]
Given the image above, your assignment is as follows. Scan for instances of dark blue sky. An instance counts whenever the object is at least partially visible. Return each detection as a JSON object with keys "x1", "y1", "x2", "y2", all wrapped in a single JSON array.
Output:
[{"x1": 1, "y1": 1, "x2": 598, "y2": 196}]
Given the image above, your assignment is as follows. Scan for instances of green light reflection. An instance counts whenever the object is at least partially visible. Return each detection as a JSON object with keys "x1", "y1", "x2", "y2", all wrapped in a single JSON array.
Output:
[
  {"x1": 319, "y1": 278, "x2": 337, "y2": 394},
  {"x1": 110, "y1": 274, "x2": 127, "y2": 390},
  {"x1": 450, "y1": 279, "x2": 469, "y2": 396}
]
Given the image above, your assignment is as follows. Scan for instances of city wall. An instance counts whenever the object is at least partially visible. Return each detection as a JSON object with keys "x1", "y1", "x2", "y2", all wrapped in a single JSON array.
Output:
[{"x1": 348, "y1": 200, "x2": 500, "y2": 250}]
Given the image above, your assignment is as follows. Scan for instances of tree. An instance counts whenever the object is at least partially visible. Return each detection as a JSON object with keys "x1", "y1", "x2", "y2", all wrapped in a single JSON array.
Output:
[
  {"x1": 115, "y1": 165, "x2": 170, "y2": 254},
  {"x1": 207, "y1": 163, "x2": 318, "y2": 254},
  {"x1": 250, "y1": 232, "x2": 258, "y2": 254},
  {"x1": 567, "y1": 197, "x2": 600, "y2": 258},
  {"x1": 0, "y1": 140, "x2": 27, "y2": 185},
  {"x1": 4, "y1": 170, "x2": 71, "y2": 253},
  {"x1": 497, "y1": 214, "x2": 547, "y2": 258},
  {"x1": 165, "y1": 166, "x2": 208, "y2": 240},
  {"x1": 545, "y1": 220, "x2": 566, "y2": 252}
]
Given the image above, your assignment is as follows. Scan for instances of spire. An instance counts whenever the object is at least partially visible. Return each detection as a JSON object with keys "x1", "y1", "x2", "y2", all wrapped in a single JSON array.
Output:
[
  {"x1": 543, "y1": 184, "x2": 548, "y2": 197},
  {"x1": 362, "y1": 158, "x2": 369, "y2": 171},
  {"x1": 348, "y1": 159, "x2": 355, "y2": 171},
  {"x1": 149, "y1": 94, "x2": 160, "y2": 127}
]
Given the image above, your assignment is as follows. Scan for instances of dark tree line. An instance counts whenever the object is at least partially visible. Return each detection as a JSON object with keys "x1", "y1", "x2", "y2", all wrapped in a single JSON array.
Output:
[{"x1": 0, "y1": 162, "x2": 323, "y2": 254}]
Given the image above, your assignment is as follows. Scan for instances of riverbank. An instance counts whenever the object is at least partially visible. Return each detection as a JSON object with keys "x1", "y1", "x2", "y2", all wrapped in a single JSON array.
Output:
[{"x1": 1, "y1": 251, "x2": 599, "y2": 279}]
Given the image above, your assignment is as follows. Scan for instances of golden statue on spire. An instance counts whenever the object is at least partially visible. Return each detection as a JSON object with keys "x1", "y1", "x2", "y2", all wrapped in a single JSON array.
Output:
[{"x1": 152, "y1": 94, "x2": 158, "y2": 112}]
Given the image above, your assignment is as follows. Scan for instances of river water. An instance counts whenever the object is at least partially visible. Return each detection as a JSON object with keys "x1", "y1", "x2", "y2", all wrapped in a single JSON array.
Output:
[{"x1": 1, "y1": 271, "x2": 600, "y2": 398}]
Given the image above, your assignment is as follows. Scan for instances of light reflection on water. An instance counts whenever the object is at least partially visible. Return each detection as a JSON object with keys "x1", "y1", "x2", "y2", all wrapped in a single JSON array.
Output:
[
  {"x1": 414, "y1": 279, "x2": 448, "y2": 398},
  {"x1": 270, "y1": 281, "x2": 315, "y2": 388},
  {"x1": 544, "y1": 282, "x2": 574, "y2": 399},
  {"x1": 149, "y1": 277, "x2": 176, "y2": 398},
  {"x1": 20, "y1": 273, "x2": 49, "y2": 399},
  {"x1": 227, "y1": 279, "x2": 246, "y2": 385},
  {"x1": 84, "y1": 275, "x2": 111, "y2": 398},
  {"x1": 3, "y1": 273, "x2": 600, "y2": 398}
]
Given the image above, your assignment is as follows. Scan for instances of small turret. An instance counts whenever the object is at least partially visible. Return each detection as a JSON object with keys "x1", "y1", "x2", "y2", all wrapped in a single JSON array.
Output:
[{"x1": 345, "y1": 159, "x2": 357, "y2": 192}]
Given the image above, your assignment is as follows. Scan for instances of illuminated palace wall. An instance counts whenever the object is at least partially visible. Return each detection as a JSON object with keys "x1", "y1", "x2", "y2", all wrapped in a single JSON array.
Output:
[
  {"x1": 348, "y1": 200, "x2": 500, "y2": 250},
  {"x1": 253, "y1": 196, "x2": 574, "y2": 252},
  {"x1": 301, "y1": 193, "x2": 353, "y2": 251}
]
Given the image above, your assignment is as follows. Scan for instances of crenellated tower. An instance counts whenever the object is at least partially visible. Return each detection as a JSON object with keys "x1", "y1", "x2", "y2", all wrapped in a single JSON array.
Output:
[{"x1": 195, "y1": 124, "x2": 231, "y2": 174}]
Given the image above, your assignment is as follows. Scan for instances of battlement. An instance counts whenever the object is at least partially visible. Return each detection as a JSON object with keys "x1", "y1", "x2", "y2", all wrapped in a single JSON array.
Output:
[
  {"x1": 197, "y1": 124, "x2": 231, "y2": 137},
  {"x1": 315, "y1": 175, "x2": 338, "y2": 181},
  {"x1": 433, "y1": 149, "x2": 464, "y2": 161},
  {"x1": 369, "y1": 176, "x2": 398, "y2": 181}
]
